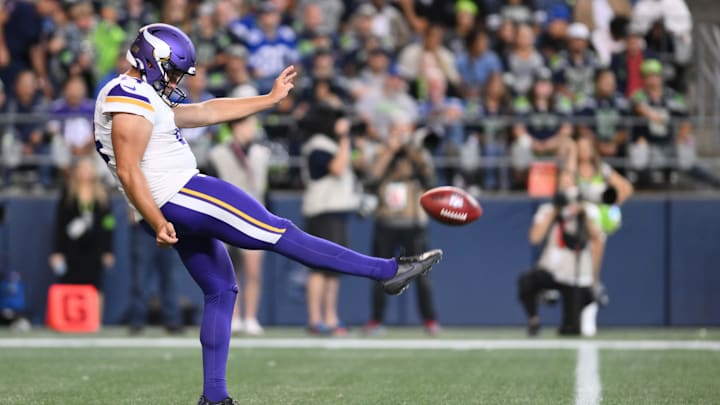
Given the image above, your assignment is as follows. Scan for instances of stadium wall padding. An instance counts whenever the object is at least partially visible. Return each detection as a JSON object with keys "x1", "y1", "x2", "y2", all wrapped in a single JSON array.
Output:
[{"x1": 1, "y1": 195, "x2": 718, "y2": 327}]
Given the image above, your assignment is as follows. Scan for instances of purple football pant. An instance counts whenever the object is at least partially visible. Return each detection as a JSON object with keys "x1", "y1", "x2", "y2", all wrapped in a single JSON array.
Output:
[{"x1": 157, "y1": 174, "x2": 397, "y2": 401}]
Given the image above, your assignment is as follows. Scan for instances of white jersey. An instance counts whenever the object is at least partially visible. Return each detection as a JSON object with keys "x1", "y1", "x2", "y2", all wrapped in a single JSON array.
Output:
[{"x1": 94, "y1": 74, "x2": 198, "y2": 221}]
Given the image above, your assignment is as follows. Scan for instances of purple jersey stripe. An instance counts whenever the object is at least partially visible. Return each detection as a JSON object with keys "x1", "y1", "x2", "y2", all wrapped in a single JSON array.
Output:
[{"x1": 107, "y1": 84, "x2": 151, "y2": 103}]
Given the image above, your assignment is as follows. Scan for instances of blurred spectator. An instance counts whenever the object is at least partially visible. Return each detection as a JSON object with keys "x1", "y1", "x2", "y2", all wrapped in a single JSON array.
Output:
[
  {"x1": 91, "y1": 1, "x2": 126, "y2": 80},
  {"x1": 362, "y1": 114, "x2": 439, "y2": 336},
  {"x1": 510, "y1": 69, "x2": 573, "y2": 188},
  {"x1": 294, "y1": 0, "x2": 344, "y2": 36},
  {"x1": 456, "y1": 29, "x2": 502, "y2": 100},
  {"x1": 487, "y1": 0, "x2": 543, "y2": 31},
  {"x1": 576, "y1": 70, "x2": 630, "y2": 160},
  {"x1": 208, "y1": 115, "x2": 271, "y2": 336},
  {"x1": 348, "y1": 47, "x2": 391, "y2": 99},
  {"x1": 504, "y1": 24, "x2": 545, "y2": 96},
  {"x1": 0, "y1": 271, "x2": 31, "y2": 331},
  {"x1": 295, "y1": 3, "x2": 338, "y2": 66},
  {"x1": 49, "y1": 157, "x2": 115, "y2": 322},
  {"x1": 190, "y1": 1, "x2": 232, "y2": 72},
  {"x1": 628, "y1": 59, "x2": 691, "y2": 187},
  {"x1": 574, "y1": 0, "x2": 632, "y2": 34},
  {"x1": 537, "y1": 4, "x2": 571, "y2": 61},
  {"x1": 445, "y1": 0, "x2": 482, "y2": 56},
  {"x1": 299, "y1": 49, "x2": 348, "y2": 104},
  {"x1": 161, "y1": 0, "x2": 191, "y2": 32},
  {"x1": 418, "y1": 71, "x2": 465, "y2": 184},
  {"x1": 46, "y1": 75, "x2": 95, "y2": 174},
  {"x1": 0, "y1": 0, "x2": 56, "y2": 97},
  {"x1": 128, "y1": 223, "x2": 184, "y2": 334},
  {"x1": 356, "y1": 68, "x2": 418, "y2": 141},
  {"x1": 231, "y1": 2, "x2": 298, "y2": 94},
  {"x1": 610, "y1": 25, "x2": 657, "y2": 97},
  {"x1": 208, "y1": 44, "x2": 257, "y2": 98},
  {"x1": 94, "y1": 50, "x2": 131, "y2": 98},
  {"x1": 492, "y1": 18, "x2": 517, "y2": 59},
  {"x1": 340, "y1": 5, "x2": 390, "y2": 74},
  {"x1": 65, "y1": 1, "x2": 96, "y2": 91},
  {"x1": 356, "y1": 0, "x2": 412, "y2": 52},
  {"x1": 550, "y1": 23, "x2": 602, "y2": 100},
  {"x1": 3, "y1": 70, "x2": 51, "y2": 188},
  {"x1": 518, "y1": 170, "x2": 603, "y2": 337},
  {"x1": 398, "y1": 23, "x2": 460, "y2": 90},
  {"x1": 633, "y1": 0, "x2": 692, "y2": 92},
  {"x1": 573, "y1": 0, "x2": 632, "y2": 65},
  {"x1": 300, "y1": 105, "x2": 357, "y2": 336},
  {"x1": 567, "y1": 133, "x2": 633, "y2": 284},
  {"x1": 463, "y1": 73, "x2": 512, "y2": 190},
  {"x1": 180, "y1": 66, "x2": 216, "y2": 172},
  {"x1": 118, "y1": 0, "x2": 156, "y2": 35}
]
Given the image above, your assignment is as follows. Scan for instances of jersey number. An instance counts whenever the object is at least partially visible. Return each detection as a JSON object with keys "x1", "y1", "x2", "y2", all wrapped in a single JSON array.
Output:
[{"x1": 95, "y1": 139, "x2": 110, "y2": 163}]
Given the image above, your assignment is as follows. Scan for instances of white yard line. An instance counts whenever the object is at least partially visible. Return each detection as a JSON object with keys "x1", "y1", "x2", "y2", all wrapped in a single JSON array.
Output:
[
  {"x1": 0, "y1": 338, "x2": 718, "y2": 350},
  {"x1": 575, "y1": 344, "x2": 601, "y2": 405}
]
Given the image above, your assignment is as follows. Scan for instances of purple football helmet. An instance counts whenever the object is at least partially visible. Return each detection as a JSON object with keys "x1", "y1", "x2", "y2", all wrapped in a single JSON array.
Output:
[{"x1": 126, "y1": 23, "x2": 196, "y2": 107}]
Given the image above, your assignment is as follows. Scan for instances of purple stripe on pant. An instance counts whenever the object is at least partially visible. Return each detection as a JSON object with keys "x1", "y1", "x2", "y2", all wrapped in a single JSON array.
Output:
[{"x1": 155, "y1": 174, "x2": 397, "y2": 401}]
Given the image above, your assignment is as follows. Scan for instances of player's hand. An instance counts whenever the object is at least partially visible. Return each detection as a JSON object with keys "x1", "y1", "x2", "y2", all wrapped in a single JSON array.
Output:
[
  {"x1": 156, "y1": 221, "x2": 178, "y2": 247},
  {"x1": 270, "y1": 65, "x2": 297, "y2": 103}
]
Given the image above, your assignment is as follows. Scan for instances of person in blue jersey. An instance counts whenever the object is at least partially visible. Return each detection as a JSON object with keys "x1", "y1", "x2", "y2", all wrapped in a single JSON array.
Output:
[
  {"x1": 549, "y1": 22, "x2": 604, "y2": 101},
  {"x1": 228, "y1": 2, "x2": 299, "y2": 94},
  {"x1": 93, "y1": 23, "x2": 442, "y2": 405}
]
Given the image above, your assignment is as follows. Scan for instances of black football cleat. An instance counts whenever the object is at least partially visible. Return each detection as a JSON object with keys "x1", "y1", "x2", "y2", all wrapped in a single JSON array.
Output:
[
  {"x1": 198, "y1": 395, "x2": 239, "y2": 405},
  {"x1": 383, "y1": 249, "x2": 443, "y2": 295}
]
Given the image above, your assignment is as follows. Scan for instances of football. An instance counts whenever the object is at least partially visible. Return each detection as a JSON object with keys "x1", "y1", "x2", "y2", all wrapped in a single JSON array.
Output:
[{"x1": 420, "y1": 186, "x2": 482, "y2": 225}]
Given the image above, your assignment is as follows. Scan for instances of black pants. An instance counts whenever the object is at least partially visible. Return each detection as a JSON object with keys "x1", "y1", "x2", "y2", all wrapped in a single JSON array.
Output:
[
  {"x1": 371, "y1": 223, "x2": 436, "y2": 322},
  {"x1": 517, "y1": 268, "x2": 593, "y2": 335}
]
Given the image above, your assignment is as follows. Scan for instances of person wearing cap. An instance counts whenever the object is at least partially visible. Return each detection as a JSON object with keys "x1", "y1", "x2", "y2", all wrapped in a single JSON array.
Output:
[
  {"x1": 445, "y1": 0, "x2": 482, "y2": 56},
  {"x1": 550, "y1": 22, "x2": 603, "y2": 101},
  {"x1": 628, "y1": 58, "x2": 691, "y2": 187},
  {"x1": 610, "y1": 25, "x2": 657, "y2": 97},
  {"x1": 537, "y1": 4, "x2": 571, "y2": 61},
  {"x1": 511, "y1": 67, "x2": 574, "y2": 188}
]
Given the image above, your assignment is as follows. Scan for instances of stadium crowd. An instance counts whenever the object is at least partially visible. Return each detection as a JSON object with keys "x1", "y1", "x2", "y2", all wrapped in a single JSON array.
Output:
[{"x1": 0, "y1": 0, "x2": 701, "y2": 193}]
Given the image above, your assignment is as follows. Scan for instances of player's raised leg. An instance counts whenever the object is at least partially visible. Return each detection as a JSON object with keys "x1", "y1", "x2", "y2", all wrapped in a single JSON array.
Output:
[
  {"x1": 162, "y1": 175, "x2": 442, "y2": 295},
  {"x1": 172, "y1": 234, "x2": 238, "y2": 405}
]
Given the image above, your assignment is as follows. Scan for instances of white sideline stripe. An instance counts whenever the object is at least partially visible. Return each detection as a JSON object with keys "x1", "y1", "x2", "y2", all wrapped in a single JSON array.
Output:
[
  {"x1": 575, "y1": 345, "x2": 601, "y2": 405},
  {"x1": 0, "y1": 338, "x2": 719, "y2": 350},
  {"x1": 169, "y1": 193, "x2": 282, "y2": 244}
]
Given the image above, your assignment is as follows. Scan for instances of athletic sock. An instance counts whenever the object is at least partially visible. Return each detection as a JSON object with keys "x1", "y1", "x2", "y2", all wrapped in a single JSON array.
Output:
[
  {"x1": 273, "y1": 223, "x2": 397, "y2": 280},
  {"x1": 200, "y1": 288, "x2": 237, "y2": 402}
]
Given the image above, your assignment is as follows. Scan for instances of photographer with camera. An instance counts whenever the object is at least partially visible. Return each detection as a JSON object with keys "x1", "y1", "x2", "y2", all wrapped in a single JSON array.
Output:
[
  {"x1": 361, "y1": 113, "x2": 440, "y2": 336},
  {"x1": 517, "y1": 170, "x2": 604, "y2": 337}
]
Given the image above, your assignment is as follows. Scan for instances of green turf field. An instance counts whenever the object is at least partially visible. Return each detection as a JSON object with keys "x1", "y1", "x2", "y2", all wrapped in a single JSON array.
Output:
[{"x1": 0, "y1": 328, "x2": 718, "y2": 405}]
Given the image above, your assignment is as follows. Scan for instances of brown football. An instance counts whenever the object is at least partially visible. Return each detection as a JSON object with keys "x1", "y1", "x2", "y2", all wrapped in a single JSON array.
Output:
[{"x1": 420, "y1": 186, "x2": 482, "y2": 226}]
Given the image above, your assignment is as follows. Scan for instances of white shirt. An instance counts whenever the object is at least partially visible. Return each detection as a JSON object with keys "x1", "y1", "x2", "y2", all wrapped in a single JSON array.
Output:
[
  {"x1": 94, "y1": 75, "x2": 198, "y2": 221},
  {"x1": 535, "y1": 203, "x2": 598, "y2": 287}
]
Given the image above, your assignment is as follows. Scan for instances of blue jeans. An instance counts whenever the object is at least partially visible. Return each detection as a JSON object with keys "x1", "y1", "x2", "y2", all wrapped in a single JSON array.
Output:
[{"x1": 129, "y1": 224, "x2": 183, "y2": 328}]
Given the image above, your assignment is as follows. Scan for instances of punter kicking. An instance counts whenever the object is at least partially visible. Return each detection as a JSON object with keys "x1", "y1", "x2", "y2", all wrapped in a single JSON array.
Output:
[{"x1": 93, "y1": 23, "x2": 442, "y2": 405}]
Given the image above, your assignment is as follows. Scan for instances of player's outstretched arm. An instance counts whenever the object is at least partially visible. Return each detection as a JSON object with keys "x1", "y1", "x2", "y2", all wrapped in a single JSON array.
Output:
[
  {"x1": 174, "y1": 65, "x2": 297, "y2": 129},
  {"x1": 112, "y1": 113, "x2": 178, "y2": 247}
]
